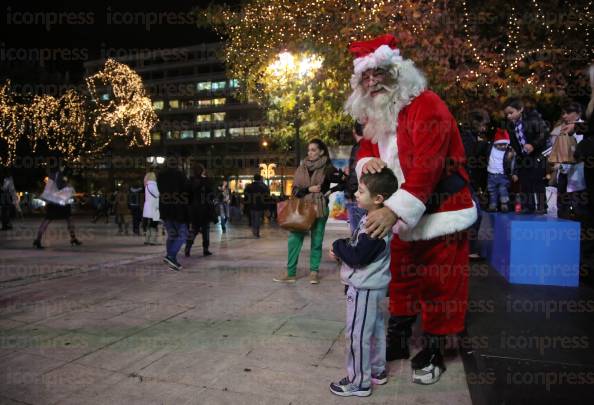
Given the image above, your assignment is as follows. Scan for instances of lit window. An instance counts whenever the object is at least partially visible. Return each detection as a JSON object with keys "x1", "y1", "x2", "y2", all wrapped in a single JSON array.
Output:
[
  {"x1": 198, "y1": 99, "x2": 212, "y2": 106},
  {"x1": 229, "y1": 79, "x2": 240, "y2": 88},
  {"x1": 180, "y1": 130, "x2": 194, "y2": 139},
  {"x1": 166, "y1": 131, "x2": 180, "y2": 140},
  {"x1": 213, "y1": 129, "x2": 226, "y2": 138},
  {"x1": 197, "y1": 82, "x2": 211, "y2": 91},
  {"x1": 196, "y1": 131, "x2": 211, "y2": 139},
  {"x1": 196, "y1": 114, "x2": 211, "y2": 123},
  {"x1": 100, "y1": 93, "x2": 110, "y2": 101},
  {"x1": 211, "y1": 81, "x2": 226, "y2": 91},
  {"x1": 151, "y1": 132, "x2": 161, "y2": 141},
  {"x1": 229, "y1": 128, "x2": 243, "y2": 137},
  {"x1": 152, "y1": 100, "x2": 164, "y2": 110},
  {"x1": 244, "y1": 127, "x2": 259, "y2": 136},
  {"x1": 213, "y1": 112, "x2": 226, "y2": 121},
  {"x1": 169, "y1": 100, "x2": 179, "y2": 109},
  {"x1": 213, "y1": 98, "x2": 226, "y2": 105}
]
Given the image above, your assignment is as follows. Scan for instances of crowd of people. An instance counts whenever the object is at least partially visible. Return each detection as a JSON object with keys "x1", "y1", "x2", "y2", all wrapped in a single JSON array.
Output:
[{"x1": 2, "y1": 31, "x2": 593, "y2": 399}]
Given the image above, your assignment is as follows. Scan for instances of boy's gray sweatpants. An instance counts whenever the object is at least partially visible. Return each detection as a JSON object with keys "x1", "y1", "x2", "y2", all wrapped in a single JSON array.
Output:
[{"x1": 345, "y1": 286, "x2": 387, "y2": 389}]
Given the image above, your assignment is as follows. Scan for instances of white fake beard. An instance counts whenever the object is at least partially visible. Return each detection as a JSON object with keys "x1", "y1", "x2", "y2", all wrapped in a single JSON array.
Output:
[{"x1": 347, "y1": 84, "x2": 398, "y2": 144}]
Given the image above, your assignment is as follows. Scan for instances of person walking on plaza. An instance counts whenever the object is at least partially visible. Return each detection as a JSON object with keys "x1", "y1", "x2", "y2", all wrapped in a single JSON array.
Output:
[
  {"x1": 274, "y1": 139, "x2": 340, "y2": 285},
  {"x1": 216, "y1": 180, "x2": 231, "y2": 233},
  {"x1": 128, "y1": 181, "x2": 144, "y2": 235},
  {"x1": 504, "y1": 97, "x2": 549, "y2": 214},
  {"x1": 244, "y1": 173, "x2": 270, "y2": 238},
  {"x1": 91, "y1": 190, "x2": 109, "y2": 224},
  {"x1": 157, "y1": 157, "x2": 189, "y2": 271},
  {"x1": 114, "y1": 182, "x2": 131, "y2": 235},
  {"x1": 142, "y1": 169, "x2": 160, "y2": 245},
  {"x1": 33, "y1": 164, "x2": 82, "y2": 248},
  {"x1": 329, "y1": 169, "x2": 398, "y2": 397},
  {"x1": 345, "y1": 34, "x2": 477, "y2": 384},
  {"x1": 1, "y1": 168, "x2": 21, "y2": 231},
  {"x1": 185, "y1": 164, "x2": 216, "y2": 257}
]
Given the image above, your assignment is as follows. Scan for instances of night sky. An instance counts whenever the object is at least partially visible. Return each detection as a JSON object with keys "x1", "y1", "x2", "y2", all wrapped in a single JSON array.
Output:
[{"x1": 0, "y1": 0, "x2": 228, "y2": 84}]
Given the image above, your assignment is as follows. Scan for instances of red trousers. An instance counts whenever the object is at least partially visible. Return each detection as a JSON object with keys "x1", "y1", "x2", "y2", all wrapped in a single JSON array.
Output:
[{"x1": 389, "y1": 232, "x2": 469, "y2": 335}]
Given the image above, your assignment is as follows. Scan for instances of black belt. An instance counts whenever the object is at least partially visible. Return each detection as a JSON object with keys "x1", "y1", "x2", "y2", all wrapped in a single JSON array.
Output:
[{"x1": 424, "y1": 172, "x2": 467, "y2": 213}]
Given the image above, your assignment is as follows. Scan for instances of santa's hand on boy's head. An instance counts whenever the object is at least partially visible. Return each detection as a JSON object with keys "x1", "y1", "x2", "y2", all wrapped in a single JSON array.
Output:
[{"x1": 362, "y1": 158, "x2": 387, "y2": 174}]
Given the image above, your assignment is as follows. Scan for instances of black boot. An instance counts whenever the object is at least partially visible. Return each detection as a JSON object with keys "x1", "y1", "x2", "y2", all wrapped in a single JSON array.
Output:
[
  {"x1": 184, "y1": 240, "x2": 193, "y2": 257},
  {"x1": 411, "y1": 333, "x2": 446, "y2": 385},
  {"x1": 386, "y1": 315, "x2": 416, "y2": 361}
]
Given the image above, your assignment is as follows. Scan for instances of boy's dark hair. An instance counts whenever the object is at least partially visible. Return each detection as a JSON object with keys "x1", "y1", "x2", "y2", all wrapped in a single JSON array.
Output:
[
  {"x1": 360, "y1": 168, "x2": 398, "y2": 201},
  {"x1": 503, "y1": 97, "x2": 524, "y2": 111},
  {"x1": 562, "y1": 101, "x2": 583, "y2": 116}
]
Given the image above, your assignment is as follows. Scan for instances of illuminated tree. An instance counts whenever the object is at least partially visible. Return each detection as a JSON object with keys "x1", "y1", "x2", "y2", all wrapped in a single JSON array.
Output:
[
  {"x1": 86, "y1": 59, "x2": 158, "y2": 150},
  {"x1": 0, "y1": 81, "x2": 25, "y2": 165},
  {"x1": 200, "y1": 0, "x2": 593, "y2": 126}
]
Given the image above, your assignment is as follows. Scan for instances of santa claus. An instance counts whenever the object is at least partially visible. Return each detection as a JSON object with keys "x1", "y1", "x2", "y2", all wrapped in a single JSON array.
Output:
[{"x1": 345, "y1": 34, "x2": 477, "y2": 385}]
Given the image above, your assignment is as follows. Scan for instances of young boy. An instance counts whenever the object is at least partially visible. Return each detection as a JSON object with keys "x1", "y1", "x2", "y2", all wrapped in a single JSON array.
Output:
[
  {"x1": 484, "y1": 128, "x2": 516, "y2": 212},
  {"x1": 329, "y1": 168, "x2": 398, "y2": 397}
]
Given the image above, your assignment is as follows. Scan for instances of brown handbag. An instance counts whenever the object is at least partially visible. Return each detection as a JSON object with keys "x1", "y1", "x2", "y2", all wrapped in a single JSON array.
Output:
[
  {"x1": 277, "y1": 198, "x2": 318, "y2": 232},
  {"x1": 549, "y1": 134, "x2": 577, "y2": 164}
]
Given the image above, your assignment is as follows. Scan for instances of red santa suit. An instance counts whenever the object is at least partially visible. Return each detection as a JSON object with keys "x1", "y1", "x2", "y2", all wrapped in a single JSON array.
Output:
[{"x1": 350, "y1": 37, "x2": 477, "y2": 335}]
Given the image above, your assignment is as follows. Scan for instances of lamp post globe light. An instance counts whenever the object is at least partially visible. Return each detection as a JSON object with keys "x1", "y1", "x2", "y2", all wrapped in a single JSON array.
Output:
[{"x1": 265, "y1": 51, "x2": 323, "y2": 166}]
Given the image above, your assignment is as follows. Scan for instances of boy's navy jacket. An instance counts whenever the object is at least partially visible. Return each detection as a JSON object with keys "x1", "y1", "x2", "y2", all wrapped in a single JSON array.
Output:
[{"x1": 333, "y1": 214, "x2": 391, "y2": 290}]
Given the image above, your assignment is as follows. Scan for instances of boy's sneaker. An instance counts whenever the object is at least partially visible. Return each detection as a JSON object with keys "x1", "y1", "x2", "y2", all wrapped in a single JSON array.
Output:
[
  {"x1": 329, "y1": 377, "x2": 371, "y2": 397},
  {"x1": 273, "y1": 274, "x2": 296, "y2": 283},
  {"x1": 411, "y1": 349, "x2": 446, "y2": 385},
  {"x1": 163, "y1": 256, "x2": 182, "y2": 271},
  {"x1": 371, "y1": 370, "x2": 388, "y2": 385}
]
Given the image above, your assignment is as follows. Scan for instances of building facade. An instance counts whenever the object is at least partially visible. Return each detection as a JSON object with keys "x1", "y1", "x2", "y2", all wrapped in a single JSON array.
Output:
[{"x1": 83, "y1": 43, "x2": 294, "y2": 195}]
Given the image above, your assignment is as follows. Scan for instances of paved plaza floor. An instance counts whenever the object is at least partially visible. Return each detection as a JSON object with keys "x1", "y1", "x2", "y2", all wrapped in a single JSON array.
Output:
[{"x1": 0, "y1": 218, "x2": 472, "y2": 405}]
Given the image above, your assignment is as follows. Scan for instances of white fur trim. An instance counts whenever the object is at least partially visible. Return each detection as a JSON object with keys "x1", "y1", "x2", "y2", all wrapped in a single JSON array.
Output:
[
  {"x1": 376, "y1": 132, "x2": 404, "y2": 185},
  {"x1": 355, "y1": 157, "x2": 373, "y2": 180},
  {"x1": 397, "y1": 203, "x2": 478, "y2": 242},
  {"x1": 384, "y1": 188, "x2": 426, "y2": 229}
]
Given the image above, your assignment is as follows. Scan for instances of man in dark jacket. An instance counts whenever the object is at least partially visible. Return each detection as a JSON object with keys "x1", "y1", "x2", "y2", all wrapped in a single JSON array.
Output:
[
  {"x1": 185, "y1": 164, "x2": 216, "y2": 257},
  {"x1": 244, "y1": 173, "x2": 270, "y2": 238},
  {"x1": 157, "y1": 157, "x2": 189, "y2": 270}
]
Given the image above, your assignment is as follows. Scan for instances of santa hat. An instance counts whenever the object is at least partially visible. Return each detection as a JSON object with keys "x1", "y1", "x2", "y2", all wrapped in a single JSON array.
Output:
[
  {"x1": 348, "y1": 34, "x2": 404, "y2": 80},
  {"x1": 493, "y1": 128, "x2": 510, "y2": 144}
]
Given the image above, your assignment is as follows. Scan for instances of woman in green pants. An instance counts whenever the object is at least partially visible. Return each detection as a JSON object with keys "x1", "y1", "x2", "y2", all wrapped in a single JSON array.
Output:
[{"x1": 274, "y1": 139, "x2": 341, "y2": 285}]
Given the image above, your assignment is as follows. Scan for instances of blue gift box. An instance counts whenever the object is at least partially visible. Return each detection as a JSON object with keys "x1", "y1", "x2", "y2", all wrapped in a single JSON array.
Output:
[{"x1": 479, "y1": 212, "x2": 581, "y2": 287}]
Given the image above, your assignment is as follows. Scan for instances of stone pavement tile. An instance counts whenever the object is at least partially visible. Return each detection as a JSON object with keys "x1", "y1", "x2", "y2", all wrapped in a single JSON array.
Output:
[
  {"x1": 57, "y1": 375, "x2": 204, "y2": 405},
  {"x1": 274, "y1": 316, "x2": 344, "y2": 340},
  {"x1": 0, "y1": 324, "x2": 69, "y2": 358},
  {"x1": 74, "y1": 340, "x2": 172, "y2": 374},
  {"x1": 21, "y1": 331, "x2": 120, "y2": 362},
  {"x1": 33, "y1": 312, "x2": 150, "y2": 336},
  {"x1": 191, "y1": 387, "x2": 290, "y2": 405},
  {"x1": 135, "y1": 349, "x2": 243, "y2": 387},
  {"x1": 245, "y1": 334, "x2": 337, "y2": 370},
  {"x1": 122, "y1": 301, "x2": 195, "y2": 321},
  {"x1": 0, "y1": 319, "x2": 27, "y2": 331},
  {"x1": 0, "y1": 363, "x2": 117, "y2": 405},
  {"x1": 0, "y1": 352, "x2": 67, "y2": 397}
]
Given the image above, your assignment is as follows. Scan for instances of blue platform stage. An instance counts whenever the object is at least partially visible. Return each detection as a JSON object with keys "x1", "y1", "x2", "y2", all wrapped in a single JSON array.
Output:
[{"x1": 478, "y1": 212, "x2": 581, "y2": 287}]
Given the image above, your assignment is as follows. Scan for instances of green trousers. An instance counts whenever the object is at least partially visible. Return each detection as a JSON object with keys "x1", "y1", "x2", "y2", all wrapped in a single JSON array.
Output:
[{"x1": 287, "y1": 215, "x2": 328, "y2": 277}]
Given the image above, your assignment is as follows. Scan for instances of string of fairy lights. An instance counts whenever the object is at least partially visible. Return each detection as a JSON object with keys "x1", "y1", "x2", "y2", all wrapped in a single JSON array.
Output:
[
  {"x1": 0, "y1": 59, "x2": 157, "y2": 165},
  {"x1": 86, "y1": 59, "x2": 158, "y2": 150},
  {"x1": 207, "y1": 0, "x2": 592, "y2": 104}
]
